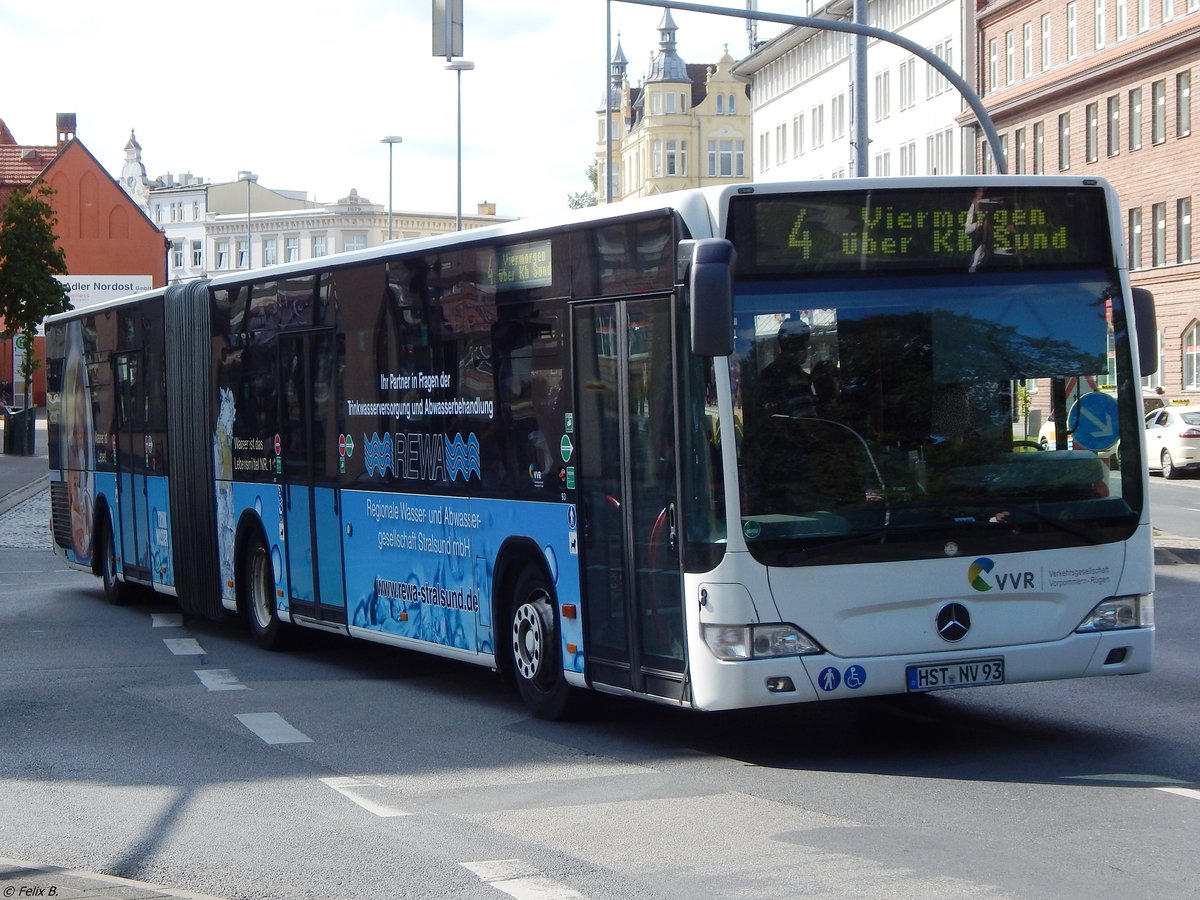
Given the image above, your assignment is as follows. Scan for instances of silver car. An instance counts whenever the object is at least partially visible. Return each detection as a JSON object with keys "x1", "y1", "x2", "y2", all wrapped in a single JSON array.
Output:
[{"x1": 1145, "y1": 406, "x2": 1200, "y2": 479}]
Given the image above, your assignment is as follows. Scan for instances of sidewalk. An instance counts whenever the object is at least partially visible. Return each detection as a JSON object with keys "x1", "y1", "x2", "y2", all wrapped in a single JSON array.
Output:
[
  {"x1": 0, "y1": 857, "x2": 226, "y2": 900},
  {"x1": 0, "y1": 407, "x2": 49, "y2": 516}
]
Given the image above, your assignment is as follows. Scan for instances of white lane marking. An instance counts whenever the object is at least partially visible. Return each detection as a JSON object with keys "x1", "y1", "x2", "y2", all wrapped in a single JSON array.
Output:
[
  {"x1": 320, "y1": 776, "x2": 409, "y2": 817},
  {"x1": 163, "y1": 638, "x2": 205, "y2": 655},
  {"x1": 235, "y1": 712, "x2": 312, "y2": 744},
  {"x1": 461, "y1": 859, "x2": 586, "y2": 900},
  {"x1": 195, "y1": 669, "x2": 248, "y2": 691},
  {"x1": 151, "y1": 613, "x2": 183, "y2": 627},
  {"x1": 1156, "y1": 787, "x2": 1200, "y2": 801}
]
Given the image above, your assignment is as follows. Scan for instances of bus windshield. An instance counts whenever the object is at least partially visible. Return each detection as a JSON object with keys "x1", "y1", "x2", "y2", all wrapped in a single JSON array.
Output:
[{"x1": 726, "y1": 188, "x2": 1143, "y2": 566}]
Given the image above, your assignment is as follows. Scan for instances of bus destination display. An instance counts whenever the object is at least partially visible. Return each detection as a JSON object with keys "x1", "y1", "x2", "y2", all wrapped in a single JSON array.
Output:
[{"x1": 729, "y1": 186, "x2": 1113, "y2": 275}]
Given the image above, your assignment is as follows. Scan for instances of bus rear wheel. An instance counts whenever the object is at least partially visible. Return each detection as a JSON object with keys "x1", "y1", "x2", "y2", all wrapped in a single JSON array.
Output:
[
  {"x1": 510, "y1": 567, "x2": 575, "y2": 720},
  {"x1": 98, "y1": 515, "x2": 126, "y2": 605},
  {"x1": 243, "y1": 532, "x2": 286, "y2": 650}
]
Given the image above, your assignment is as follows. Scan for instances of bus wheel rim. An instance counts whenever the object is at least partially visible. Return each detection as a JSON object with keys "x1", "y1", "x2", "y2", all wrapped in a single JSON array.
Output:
[
  {"x1": 251, "y1": 548, "x2": 273, "y2": 628},
  {"x1": 513, "y1": 601, "x2": 545, "y2": 681}
]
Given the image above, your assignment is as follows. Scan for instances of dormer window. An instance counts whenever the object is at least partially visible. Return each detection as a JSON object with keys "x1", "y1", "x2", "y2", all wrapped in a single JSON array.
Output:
[{"x1": 717, "y1": 95, "x2": 724, "y2": 114}]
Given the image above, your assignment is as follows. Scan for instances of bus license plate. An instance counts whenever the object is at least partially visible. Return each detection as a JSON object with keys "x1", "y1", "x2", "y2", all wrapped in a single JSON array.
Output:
[{"x1": 906, "y1": 658, "x2": 1005, "y2": 692}]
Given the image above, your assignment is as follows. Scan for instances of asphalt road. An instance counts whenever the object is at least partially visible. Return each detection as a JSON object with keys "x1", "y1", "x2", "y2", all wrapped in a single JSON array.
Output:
[{"x1": 1, "y1": 489, "x2": 1198, "y2": 900}]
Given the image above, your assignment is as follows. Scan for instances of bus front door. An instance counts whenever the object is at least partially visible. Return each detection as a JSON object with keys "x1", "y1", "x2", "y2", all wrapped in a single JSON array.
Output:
[
  {"x1": 574, "y1": 296, "x2": 687, "y2": 701},
  {"x1": 279, "y1": 333, "x2": 346, "y2": 625}
]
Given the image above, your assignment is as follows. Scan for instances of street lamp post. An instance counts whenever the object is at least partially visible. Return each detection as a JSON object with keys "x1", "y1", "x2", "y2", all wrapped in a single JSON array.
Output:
[
  {"x1": 238, "y1": 170, "x2": 257, "y2": 269},
  {"x1": 445, "y1": 59, "x2": 474, "y2": 231},
  {"x1": 380, "y1": 136, "x2": 403, "y2": 241}
]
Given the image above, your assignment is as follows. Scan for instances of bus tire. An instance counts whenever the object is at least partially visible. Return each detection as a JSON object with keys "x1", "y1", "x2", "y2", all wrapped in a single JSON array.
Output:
[
  {"x1": 97, "y1": 514, "x2": 127, "y2": 605},
  {"x1": 242, "y1": 531, "x2": 287, "y2": 650},
  {"x1": 510, "y1": 566, "x2": 575, "y2": 720}
]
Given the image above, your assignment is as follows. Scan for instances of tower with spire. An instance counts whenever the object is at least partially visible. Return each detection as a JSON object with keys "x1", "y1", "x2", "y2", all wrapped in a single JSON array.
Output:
[{"x1": 596, "y1": 9, "x2": 752, "y2": 202}]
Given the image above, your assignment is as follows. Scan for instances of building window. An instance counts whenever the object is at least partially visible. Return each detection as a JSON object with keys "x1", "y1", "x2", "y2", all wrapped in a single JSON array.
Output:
[
  {"x1": 774, "y1": 127, "x2": 786, "y2": 166},
  {"x1": 988, "y1": 39, "x2": 998, "y2": 91},
  {"x1": 1163, "y1": 0, "x2": 1175, "y2": 22},
  {"x1": 344, "y1": 235, "x2": 366, "y2": 253},
  {"x1": 812, "y1": 104, "x2": 825, "y2": 148},
  {"x1": 216, "y1": 240, "x2": 229, "y2": 270},
  {"x1": 874, "y1": 70, "x2": 890, "y2": 121},
  {"x1": 1015, "y1": 128, "x2": 1027, "y2": 173},
  {"x1": 716, "y1": 95, "x2": 723, "y2": 115},
  {"x1": 1153, "y1": 202, "x2": 1166, "y2": 265},
  {"x1": 1023, "y1": 23, "x2": 1033, "y2": 78},
  {"x1": 1005, "y1": 31, "x2": 1015, "y2": 84},
  {"x1": 667, "y1": 139, "x2": 687, "y2": 176},
  {"x1": 874, "y1": 151, "x2": 891, "y2": 176},
  {"x1": 1178, "y1": 197, "x2": 1192, "y2": 263},
  {"x1": 927, "y1": 127, "x2": 954, "y2": 175},
  {"x1": 708, "y1": 140, "x2": 743, "y2": 177},
  {"x1": 832, "y1": 92, "x2": 846, "y2": 139},
  {"x1": 1041, "y1": 15, "x2": 1052, "y2": 70},
  {"x1": 1129, "y1": 208, "x2": 1142, "y2": 268},
  {"x1": 192, "y1": 200, "x2": 200, "y2": 221},
  {"x1": 1117, "y1": 0, "x2": 1129, "y2": 40},
  {"x1": 1086, "y1": 102, "x2": 1099, "y2": 162},
  {"x1": 1178, "y1": 70, "x2": 1191, "y2": 137},
  {"x1": 261, "y1": 238, "x2": 276, "y2": 267},
  {"x1": 757, "y1": 134, "x2": 769, "y2": 171},
  {"x1": 1095, "y1": 0, "x2": 1106, "y2": 49},
  {"x1": 285, "y1": 237, "x2": 299, "y2": 263},
  {"x1": 728, "y1": 93, "x2": 736, "y2": 115},
  {"x1": 900, "y1": 140, "x2": 917, "y2": 175},
  {"x1": 191, "y1": 240, "x2": 202, "y2": 269},
  {"x1": 793, "y1": 114, "x2": 805, "y2": 155},
  {"x1": 1058, "y1": 112, "x2": 1072, "y2": 169},
  {"x1": 1067, "y1": 3, "x2": 1078, "y2": 59},
  {"x1": 1153, "y1": 79, "x2": 1167, "y2": 143},
  {"x1": 171, "y1": 240, "x2": 184, "y2": 270},
  {"x1": 1130, "y1": 87, "x2": 1143, "y2": 149},
  {"x1": 1185, "y1": 322, "x2": 1200, "y2": 389},
  {"x1": 928, "y1": 38, "x2": 954, "y2": 97},
  {"x1": 900, "y1": 59, "x2": 915, "y2": 110},
  {"x1": 1033, "y1": 121, "x2": 1045, "y2": 173},
  {"x1": 313, "y1": 234, "x2": 327, "y2": 258},
  {"x1": 1107, "y1": 96, "x2": 1121, "y2": 156},
  {"x1": 1138, "y1": 0, "x2": 1150, "y2": 31},
  {"x1": 1142, "y1": 331, "x2": 1164, "y2": 391},
  {"x1": 237, "y1": 239, "x2": 249, "y2": 269}
]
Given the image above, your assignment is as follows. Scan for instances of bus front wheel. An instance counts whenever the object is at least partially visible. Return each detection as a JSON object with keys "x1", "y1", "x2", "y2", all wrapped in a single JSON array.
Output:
[
  {"x1": 510, "y1": 567, "x2": 575, "y2": 720},
  {"x1": 243, "y1": 533, "x2": 286, "y2": 650}
]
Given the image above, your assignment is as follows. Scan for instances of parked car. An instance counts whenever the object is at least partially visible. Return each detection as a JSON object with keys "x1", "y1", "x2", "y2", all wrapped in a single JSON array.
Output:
[
  {"x1": 1038, "y1": 414, "x2": 1119, "y2": 467},
  {"x1": 1145, "y1": 406, "x2": 1200, "y2": 479}
]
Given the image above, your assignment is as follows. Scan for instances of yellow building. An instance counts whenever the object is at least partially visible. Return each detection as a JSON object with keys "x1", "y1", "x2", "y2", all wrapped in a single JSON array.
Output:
[{"x1": 598, "y1": 9, "x2": 752, "y2": 202}]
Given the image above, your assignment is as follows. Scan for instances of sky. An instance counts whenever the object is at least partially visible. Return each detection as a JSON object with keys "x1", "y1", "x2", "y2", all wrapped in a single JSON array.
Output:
[{"x1": 0, "y1": 1, "x2": 792, "y2": 221}]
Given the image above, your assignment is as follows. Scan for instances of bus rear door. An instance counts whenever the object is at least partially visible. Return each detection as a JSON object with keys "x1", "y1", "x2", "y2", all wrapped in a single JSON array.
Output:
[
  {"x1": 574, "y1": 295, "x2": 687, "y2": 701},
  {"x1": 114, "y1": 349, "x2": 151, "y2": 583},
  {"x1": 279, "y1": 332, "x2": 346, "y2": 625}
]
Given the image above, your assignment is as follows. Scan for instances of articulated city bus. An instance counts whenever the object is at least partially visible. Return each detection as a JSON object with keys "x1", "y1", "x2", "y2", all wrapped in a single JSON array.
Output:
[{"x1": 45, "y1": 176, "x2": 1156, "y2": 718}]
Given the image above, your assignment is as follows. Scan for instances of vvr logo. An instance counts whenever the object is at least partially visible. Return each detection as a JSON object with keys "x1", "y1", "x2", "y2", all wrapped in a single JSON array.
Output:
[{"x1": 968, "y1": 557, "x2": 1036, "y2": 592}]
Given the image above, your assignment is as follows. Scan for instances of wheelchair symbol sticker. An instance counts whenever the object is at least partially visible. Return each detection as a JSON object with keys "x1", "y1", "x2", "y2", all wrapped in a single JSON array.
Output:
[{"x1": 844, "y1": 665, "x2": 866, "y2": 689}]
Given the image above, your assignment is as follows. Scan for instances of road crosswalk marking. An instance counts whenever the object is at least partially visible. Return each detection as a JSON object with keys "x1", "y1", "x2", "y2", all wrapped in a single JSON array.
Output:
[{"x1": 461, "y1": 859, "x2": 585, "y2": 900}]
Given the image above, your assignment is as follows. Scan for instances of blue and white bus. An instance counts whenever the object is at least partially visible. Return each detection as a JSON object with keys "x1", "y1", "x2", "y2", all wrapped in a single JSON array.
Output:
[{"x1": 45, "y1": 176, "x2": 1156, "y2": 718}]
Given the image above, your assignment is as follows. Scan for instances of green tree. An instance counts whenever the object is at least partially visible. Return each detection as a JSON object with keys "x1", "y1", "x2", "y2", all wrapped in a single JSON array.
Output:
[
  {"x1": 0, "y1": 183, "x2": 71, "y2": 406},
  {"x1": 567, "y1": 162, "x2": 599, "y2": 209}
]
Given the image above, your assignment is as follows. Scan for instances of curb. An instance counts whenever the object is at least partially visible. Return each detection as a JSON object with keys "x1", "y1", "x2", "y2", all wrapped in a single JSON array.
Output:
[
  {"x1": 0, "y1": 856, "x2": 227, "y2": 900},
  {"x1": 0, "y1": 473, "x2": 48, "y2": 517}
]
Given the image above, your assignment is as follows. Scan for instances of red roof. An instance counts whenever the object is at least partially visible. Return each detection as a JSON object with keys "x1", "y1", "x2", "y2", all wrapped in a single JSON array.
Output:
[{"x1": 0, "y1": 118, "x2": 63, "y2": 208}]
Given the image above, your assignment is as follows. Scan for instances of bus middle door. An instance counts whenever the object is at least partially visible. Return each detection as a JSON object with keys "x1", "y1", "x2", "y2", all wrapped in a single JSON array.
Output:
[
  {"x1": 279, "y1": 332, "x2": 346, "y2": 625},
  {"x1": 114, "y1": 349, "x2": 150, "y2": 583},
  {"x1": 573, "y1": 295, "x2": 687, "y2": 702}
]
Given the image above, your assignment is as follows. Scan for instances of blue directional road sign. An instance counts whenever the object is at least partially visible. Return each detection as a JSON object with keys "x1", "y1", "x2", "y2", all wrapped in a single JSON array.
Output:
[{"x1": 1066, "y1": 392, "x2": 1119, "y2": 452}]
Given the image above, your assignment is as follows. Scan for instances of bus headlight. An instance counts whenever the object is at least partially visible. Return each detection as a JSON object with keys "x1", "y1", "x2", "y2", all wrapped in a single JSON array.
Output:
[
  {"x1": 702, "y1": 623, "x2": 822, "y2": 660},
  {"x1": 1075, "y1": 594, "x2": 1154, "y2": 632}
]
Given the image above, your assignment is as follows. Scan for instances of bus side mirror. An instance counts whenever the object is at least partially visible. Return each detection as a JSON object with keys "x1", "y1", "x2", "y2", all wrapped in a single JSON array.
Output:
[
  {"x1": 683, "y1": 238, "x2": 735, "y2": 357},
  {"x1": 1131, "y1": 287, "x2": 1157, "y2": 378}
]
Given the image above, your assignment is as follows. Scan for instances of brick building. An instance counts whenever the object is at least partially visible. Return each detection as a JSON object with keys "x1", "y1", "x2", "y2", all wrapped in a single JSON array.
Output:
[
  {"x1": 0, "y1": 113, "x2": 166, "y2": 404},
  {"x1": 974, "y1": 0, "x2": 1200, "y2": 401}
]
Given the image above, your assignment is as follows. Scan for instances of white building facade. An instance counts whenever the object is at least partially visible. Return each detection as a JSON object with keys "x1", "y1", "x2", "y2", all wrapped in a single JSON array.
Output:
[{"x1": 734, "y1": 0, "x2": 976, "y2": 181}]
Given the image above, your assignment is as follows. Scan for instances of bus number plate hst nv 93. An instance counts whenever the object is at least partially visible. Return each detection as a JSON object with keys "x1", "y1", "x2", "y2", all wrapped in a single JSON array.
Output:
[{"x1": 907, "y1": 658, "x2": 1006, "y2": 692}]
